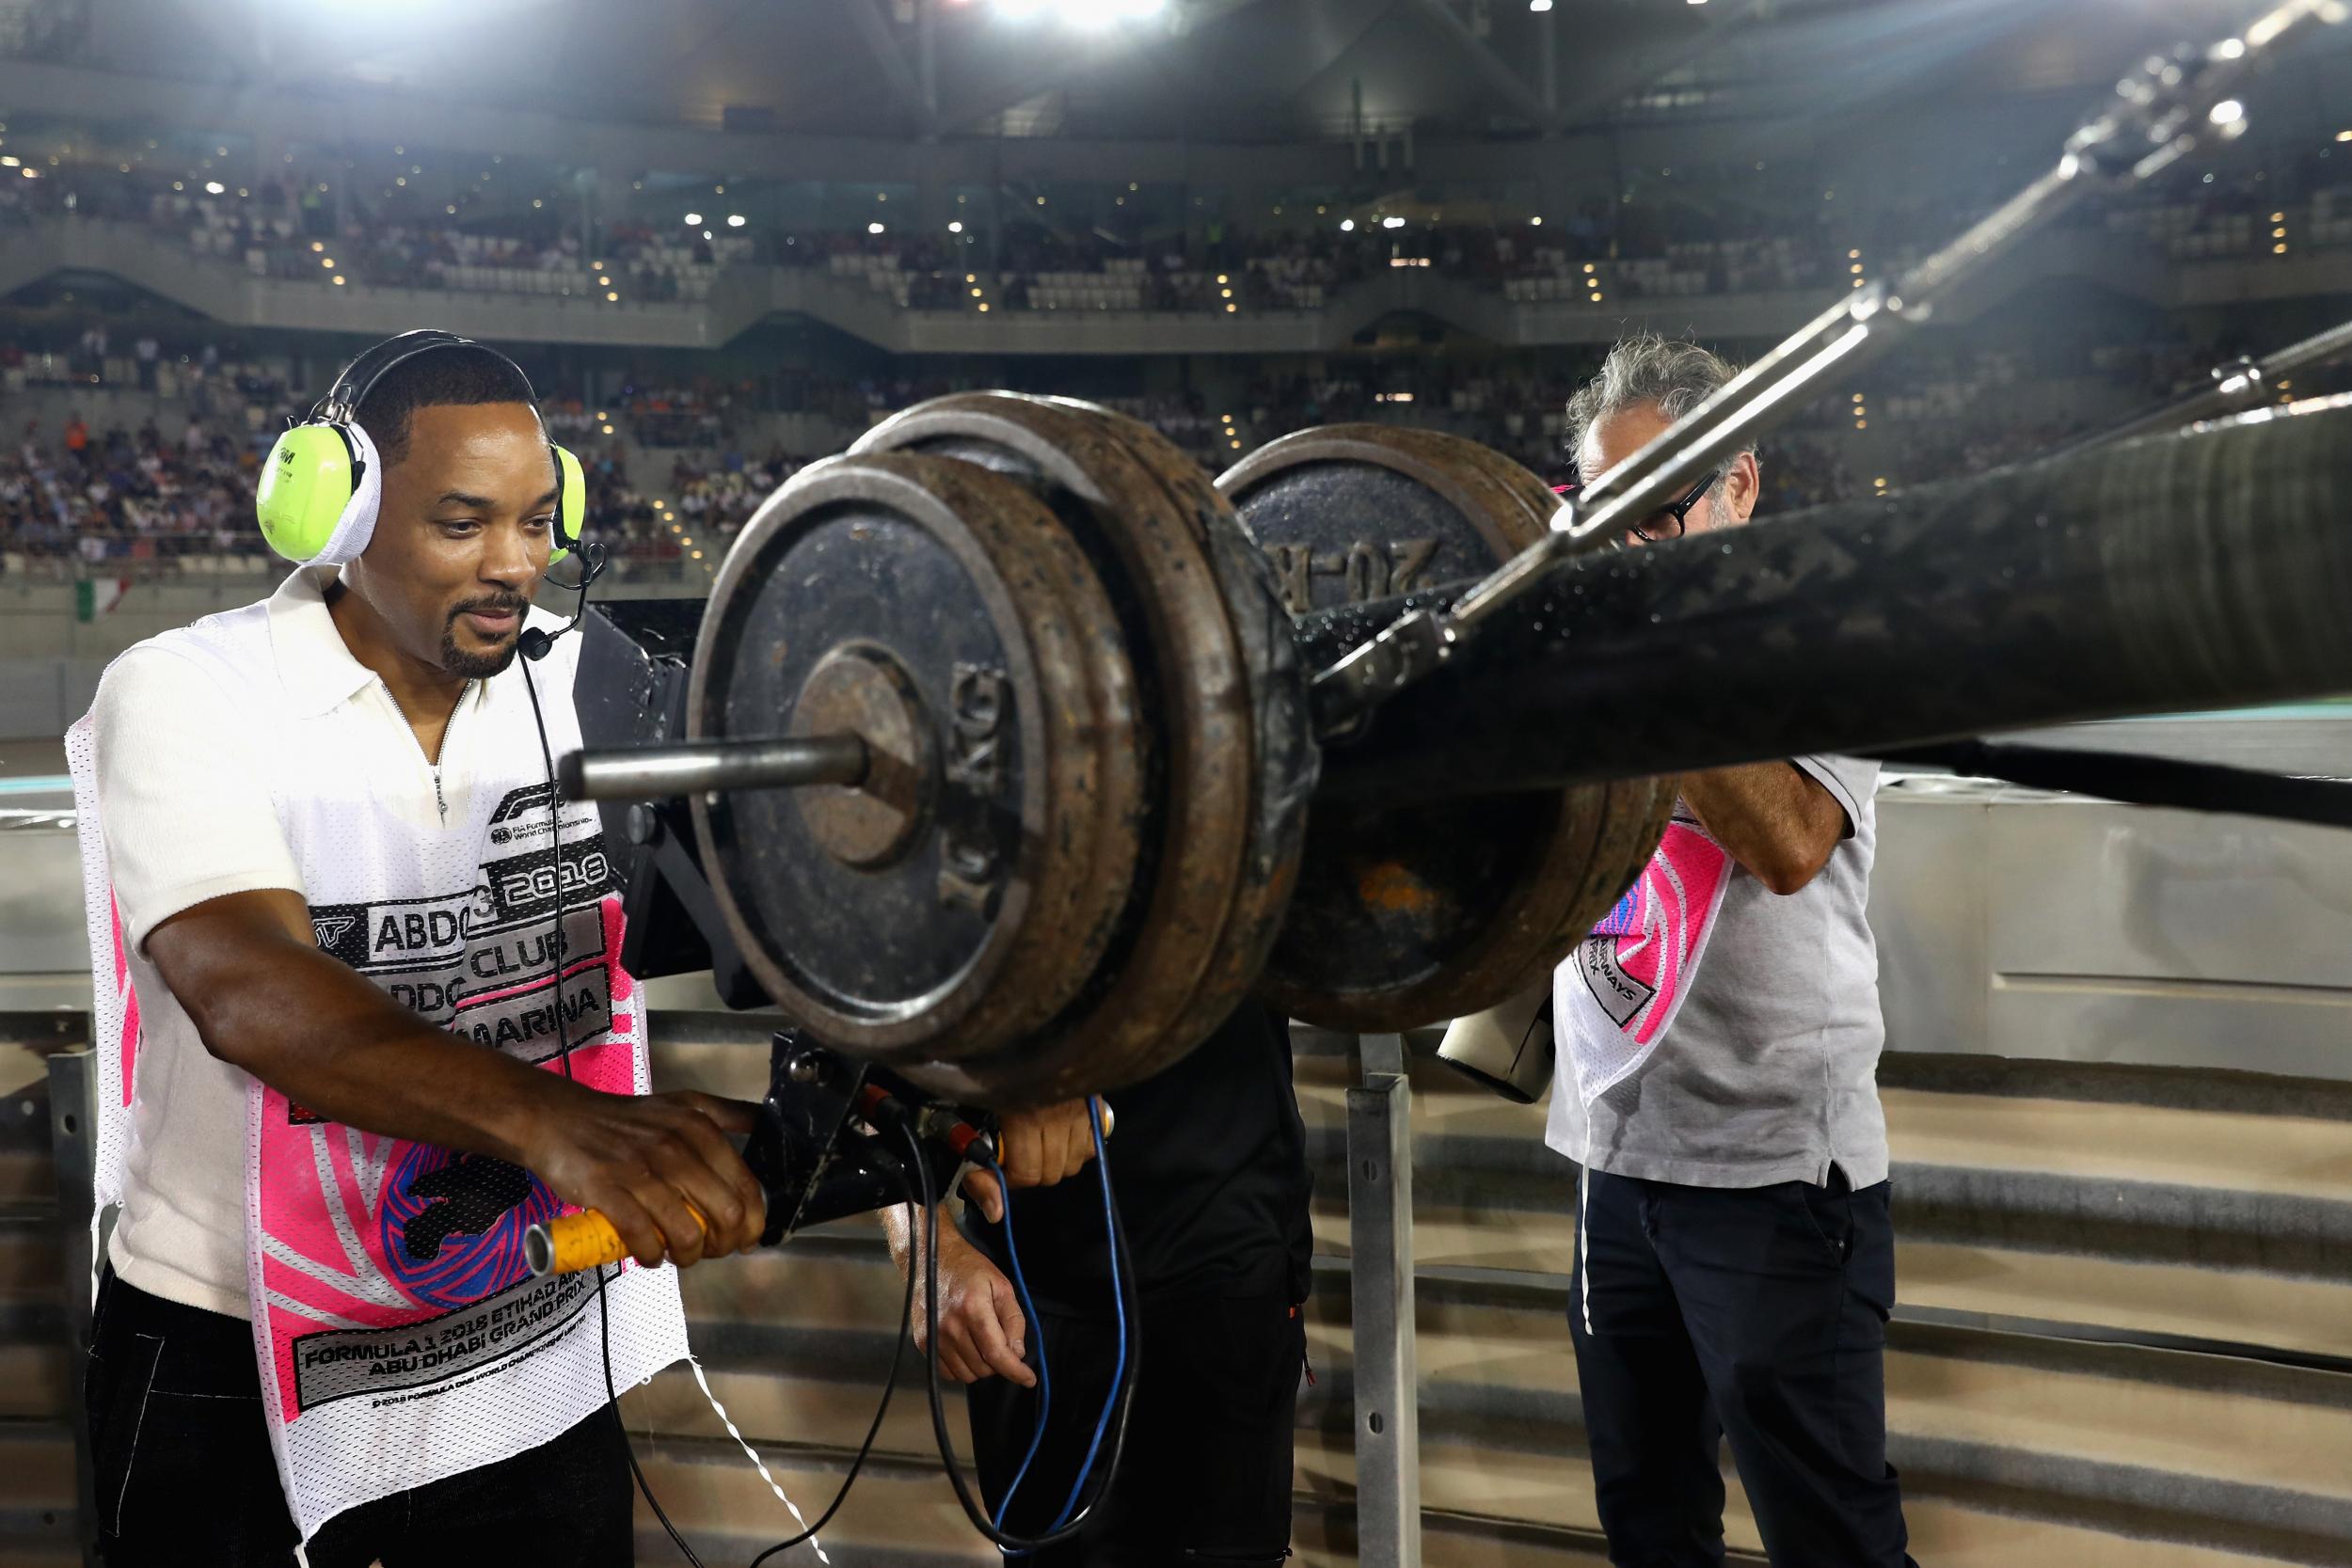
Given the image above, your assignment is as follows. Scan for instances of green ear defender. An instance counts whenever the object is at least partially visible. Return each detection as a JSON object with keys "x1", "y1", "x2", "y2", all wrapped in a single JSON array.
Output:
[
  {"x1": 550, "y1": 442, "x2": 584, "y2": 565},
  {"x1": 256, "y1": 422, "x2": 362, "y2": 563},
  {"x1": 257, "y1": 329, "x2": 587, "y2": 570}
]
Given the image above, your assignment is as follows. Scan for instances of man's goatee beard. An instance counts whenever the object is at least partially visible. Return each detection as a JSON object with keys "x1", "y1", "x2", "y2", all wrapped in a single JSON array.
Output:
[{"x1": 438, "y1": 628, "x2": 519, "y2": 679}]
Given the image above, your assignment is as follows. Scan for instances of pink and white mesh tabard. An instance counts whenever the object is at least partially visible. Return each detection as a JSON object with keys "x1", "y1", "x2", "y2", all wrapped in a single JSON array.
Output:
[
  {"x1": 64, "y1": 715, "x2": 140, "y2": 1227},
  {"x1": 1554, "y1": 813, "x2": 1736, "y2": 1110},
  {"x1": 68, "y1": 589, "x2": 687, "y2": 1542}
]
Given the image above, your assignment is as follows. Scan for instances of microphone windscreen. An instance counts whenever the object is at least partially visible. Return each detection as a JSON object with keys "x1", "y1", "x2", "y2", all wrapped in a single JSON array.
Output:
[{"x1": 1436, "y1": 979, "x2": 1555, "y2": 1103}]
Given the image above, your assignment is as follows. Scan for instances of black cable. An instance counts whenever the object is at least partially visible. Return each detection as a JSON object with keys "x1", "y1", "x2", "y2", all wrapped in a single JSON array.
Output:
[
  {"x1": 1872, "y1": 738, "x2": 2352, "y2": 829},
  {"x1": 527, "y1": 643, "x2": 1138, "y2": 1563},
  {"x1": 524, "y1": 656, "x2": 709, "y2": 1568},
  {"x1": 909, "y1": 1125, "x2": 1142, "y2": 1553},
  {"x1": 747, "y1": 1148, "x2": 923, "y2": 1565}
]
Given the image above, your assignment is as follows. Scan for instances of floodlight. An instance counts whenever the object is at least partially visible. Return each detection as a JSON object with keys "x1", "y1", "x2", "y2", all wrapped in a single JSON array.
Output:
[
  {"x1": 869, "y1": 221, "x2": 886, "y2": 234},
  {"x1": 727, "y1": 214, "x2": 746, "y2": 227},
  {"x1": 684, "y1": 211, "x2": 704, "y2": 225}
]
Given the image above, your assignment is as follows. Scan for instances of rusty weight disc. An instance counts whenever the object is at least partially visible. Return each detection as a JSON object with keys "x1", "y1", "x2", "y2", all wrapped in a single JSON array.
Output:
[
  {"x1": 1218, "y1": 425, "x2": 1672, "y2": 1032},
  {"x1": 1047, "y1": 397, "x2": 1318, "y2": 1044},
  {"x1": 688, "y1": 452, "x2": 1141, "y2": 1066},
  {"x1": 852, "y1": 393, "x2": 1310, "y2": 1104}
]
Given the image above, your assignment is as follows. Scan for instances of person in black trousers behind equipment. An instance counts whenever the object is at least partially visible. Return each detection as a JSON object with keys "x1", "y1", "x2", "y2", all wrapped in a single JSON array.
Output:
[{"x1": 884, "y1": 1003, "x2": 1311, "y2": 1565}]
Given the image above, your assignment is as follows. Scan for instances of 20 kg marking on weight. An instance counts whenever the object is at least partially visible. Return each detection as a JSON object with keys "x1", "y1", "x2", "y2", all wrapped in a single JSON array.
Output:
[
  {"x1": 940, "y1": 663, "x2": 1008, "y2": 914},
  {"x1": 1264, "y1": 538, "x2": 1440, "y2": 612}
]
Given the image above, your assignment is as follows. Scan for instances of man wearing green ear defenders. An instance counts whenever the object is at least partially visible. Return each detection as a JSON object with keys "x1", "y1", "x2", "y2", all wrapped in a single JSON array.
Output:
[{"x1": 67, "y1": 332, "x2": 766, "y2": 1564}]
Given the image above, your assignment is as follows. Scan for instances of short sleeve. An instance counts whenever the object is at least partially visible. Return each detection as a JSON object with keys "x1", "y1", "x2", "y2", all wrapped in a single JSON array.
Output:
[
  {"x1": 92, "y1": 647, "x2": 306, "y2": 952},
  {"x1": 1793, "y1": 754, "x2": 1878, "y2": 838}
]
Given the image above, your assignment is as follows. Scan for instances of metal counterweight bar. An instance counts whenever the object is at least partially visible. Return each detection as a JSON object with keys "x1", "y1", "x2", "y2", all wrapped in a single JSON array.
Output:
[
  {"x1": 1295, "y1": 398, "x2": 2352, "y2": 805},
  {"x1": 1307, "y1": 0, "x2": 2347, "y2": 734},
  {"x1": 2078, "y1": 314, "x2": 2352, "y2": 451},
  {"x1": 556, "y1": 735, "x2": 869, "y2": 802}
]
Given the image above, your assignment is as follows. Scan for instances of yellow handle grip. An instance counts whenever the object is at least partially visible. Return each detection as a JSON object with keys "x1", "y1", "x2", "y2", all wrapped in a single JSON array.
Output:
[{"x1": 525, "y1": 1203, "x2": 706, "y2": 1276}]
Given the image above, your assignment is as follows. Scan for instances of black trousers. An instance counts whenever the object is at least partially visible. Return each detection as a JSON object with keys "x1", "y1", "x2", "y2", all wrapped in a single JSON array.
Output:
[
  {"x1": 85, "y1": 1270, "x2": 633, "y2": 1567},
  {"x1": 965, "y1": 1287, "x2": 1305, "y2": 1566},
  {"x1": 1570, "y1": 1169, "x2": 1918, "y2": 1568}
]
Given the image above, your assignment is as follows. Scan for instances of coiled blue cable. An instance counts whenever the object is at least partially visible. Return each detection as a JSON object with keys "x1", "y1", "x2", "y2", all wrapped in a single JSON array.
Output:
[
  {"x1": 1046, "y1": 1102, "x2": 1124, "y2": 1533},
  {"x1": 982, "y1": 1152, "x2": 1052, "y2": 1534}
]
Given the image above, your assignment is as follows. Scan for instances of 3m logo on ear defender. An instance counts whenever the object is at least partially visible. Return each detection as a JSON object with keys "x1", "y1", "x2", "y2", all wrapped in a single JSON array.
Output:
[{"x1": 278, "y1": 445, "x2": 296, "y2": 467}]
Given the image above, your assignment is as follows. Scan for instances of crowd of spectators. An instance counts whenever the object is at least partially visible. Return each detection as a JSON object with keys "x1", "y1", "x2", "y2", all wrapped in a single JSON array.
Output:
[
  {"x1": 13, "y1": 139, "x2": 2349, "y2": 324},
  {"x1": 0, "y1": 157, "x2": 745, "y2": 304},
  {"x1": 3, "y1": 410, "x2": 273, "y2": 568},
  {"x1": 0, "y1": 299, "x2": 2292, "y2": 584}
]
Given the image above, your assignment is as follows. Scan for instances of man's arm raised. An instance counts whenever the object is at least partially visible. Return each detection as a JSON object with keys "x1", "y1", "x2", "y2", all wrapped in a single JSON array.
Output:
[{"x1": 1680, "y1": 762, "x2": 1850, "y2": 895}]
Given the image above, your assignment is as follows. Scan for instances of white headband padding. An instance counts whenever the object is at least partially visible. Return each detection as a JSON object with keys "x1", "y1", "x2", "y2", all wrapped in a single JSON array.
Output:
[{"x1": 310, "y1": 420, "x2": 386, "y2": 567}]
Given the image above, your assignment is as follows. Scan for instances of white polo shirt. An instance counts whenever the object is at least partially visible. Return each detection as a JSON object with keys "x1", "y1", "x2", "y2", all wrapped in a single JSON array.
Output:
[{"x1": 87, "y1": 567, "x2": 573, "y2": 1317}]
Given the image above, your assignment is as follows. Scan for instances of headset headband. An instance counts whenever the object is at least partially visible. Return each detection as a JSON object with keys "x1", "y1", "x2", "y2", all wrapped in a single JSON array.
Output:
[{"x1": 315, "y1": 329, "x2": 541, "y2": 428}]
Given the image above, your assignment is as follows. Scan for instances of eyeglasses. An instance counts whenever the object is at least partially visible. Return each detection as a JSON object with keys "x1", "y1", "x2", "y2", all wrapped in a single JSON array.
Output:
[{"x1": 1630, "y1": 469, "x2": 1722, "y2": 544}]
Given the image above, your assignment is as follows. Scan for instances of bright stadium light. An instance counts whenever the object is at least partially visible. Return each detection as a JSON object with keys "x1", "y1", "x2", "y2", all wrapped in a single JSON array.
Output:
[
  {"x1": 726, "y1": 214, "x2": 746, "y2": 227},
  {"x1": 2209, "y1": 99, "x2": 2244, "y2": 126},
  {"x1": 1382, "y1": 215, "x2": 1405, "y2": 229},
  {"x1": 1339, "y1": 218, "x2": 1355, "y2": 231},
  {"x1": 203, "y1": 181, "x2": 225, "y2": 195},
  {"x1": 683, "y1": 211, "x2": 704, "y2": 225},
  {"x1": 869, "y1": 221, "x2": 885, "y2": 234},
  {"x1": 1064, "y1": 0, "x2": 1163, "y2": 23},
  {"x1": 1001, "y1": 0, "x2": 1163, "y2": 21},
  {"x1": 948, "y1": 220, "x2": 963, "y2": 233}
]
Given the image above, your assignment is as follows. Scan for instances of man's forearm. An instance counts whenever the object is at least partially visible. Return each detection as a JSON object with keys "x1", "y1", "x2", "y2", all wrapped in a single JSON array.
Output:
[
  {"x1": 148, "y1": 889, "x2": 768, "y2": 1266},
  {"x1": 174, "y1": 926, "x2": 595, "y2": 1164},
  {"x1": 881, "y1": 1202, "x2": 918, "y2": 1267},
  {"x1": 1680, "y1": 762, "x2": 1845, "y2": 895}
]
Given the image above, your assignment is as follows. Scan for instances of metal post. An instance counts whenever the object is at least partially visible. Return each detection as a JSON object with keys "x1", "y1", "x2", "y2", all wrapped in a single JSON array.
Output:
[
  {"x1": 47, "y1": 1048, "x2": 100, "y2": 1567},
  {"x1": 1346, "y1": 1033, "x2": 1422, "y2": 1568}
]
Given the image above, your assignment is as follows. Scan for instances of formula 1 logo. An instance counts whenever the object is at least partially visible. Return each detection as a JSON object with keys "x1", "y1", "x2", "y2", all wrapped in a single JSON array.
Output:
[
  {"x1": 488, "y1": 784, "x2": 557, "y2": 827},
  {"x1": 486, "y1": 783, "x2": 560, "y2": 845}
]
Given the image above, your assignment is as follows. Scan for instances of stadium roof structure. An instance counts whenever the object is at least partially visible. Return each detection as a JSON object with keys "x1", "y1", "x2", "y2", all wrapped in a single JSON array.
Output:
[{"x1": 9, "y1": 0, "x2": 2330, "y2": 147}]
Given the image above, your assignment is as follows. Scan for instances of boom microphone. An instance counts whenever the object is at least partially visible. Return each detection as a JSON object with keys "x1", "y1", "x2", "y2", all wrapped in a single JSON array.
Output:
[{"x1": 521, "y1": 541, "x2": 608, "y2": 662}]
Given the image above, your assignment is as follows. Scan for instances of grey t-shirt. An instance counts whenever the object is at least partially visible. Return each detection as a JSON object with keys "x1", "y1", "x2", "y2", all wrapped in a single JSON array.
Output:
[{"x1": 1545, "y1": 755, "x2": 1888, "y2": 1189}]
